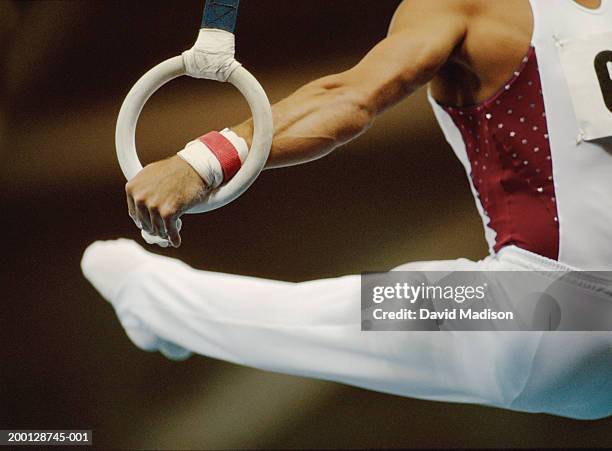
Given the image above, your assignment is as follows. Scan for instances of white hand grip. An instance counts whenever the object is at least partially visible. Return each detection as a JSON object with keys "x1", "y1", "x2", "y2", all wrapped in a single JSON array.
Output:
[{"x1": 115, "y1": 56, "x2": 273, "y2": 245}]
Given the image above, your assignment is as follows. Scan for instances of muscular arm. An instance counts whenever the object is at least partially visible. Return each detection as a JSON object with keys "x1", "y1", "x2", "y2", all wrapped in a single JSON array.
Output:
[
  {"x1": 126, "y1": 0, "x2": 470, "y2": 246},
  {"x1": 233, "y1": 0, "x2": 469, "y2": 168}
]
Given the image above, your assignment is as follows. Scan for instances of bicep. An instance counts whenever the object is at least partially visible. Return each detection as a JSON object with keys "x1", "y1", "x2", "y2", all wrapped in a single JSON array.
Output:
[{"x1": 343, "y1": 0, "x2": 469, "y2": 113}]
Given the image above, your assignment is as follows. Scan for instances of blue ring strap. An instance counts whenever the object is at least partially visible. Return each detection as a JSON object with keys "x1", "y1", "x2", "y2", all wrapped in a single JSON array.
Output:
[{"x1": 201, "y1": 0, "x2": 240, "y2": 33}]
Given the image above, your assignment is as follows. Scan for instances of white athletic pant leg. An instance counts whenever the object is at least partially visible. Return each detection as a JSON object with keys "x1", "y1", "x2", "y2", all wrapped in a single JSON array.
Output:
[
  {"x1": 508, "y1": 331, "x2": 612, "y2": 420},
  {"x1": 82, "y1": 239, "x2": 541, "y2": 412}
]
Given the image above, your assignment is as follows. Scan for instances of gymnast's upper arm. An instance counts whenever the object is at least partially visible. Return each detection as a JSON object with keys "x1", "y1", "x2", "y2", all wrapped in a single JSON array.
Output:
[{"x1": 342, "y1": 0, "x2": 469, "y2": 115}]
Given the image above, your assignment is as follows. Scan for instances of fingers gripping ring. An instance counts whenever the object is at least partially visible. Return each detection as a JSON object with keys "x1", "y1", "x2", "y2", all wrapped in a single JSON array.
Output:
[{"x1": 115, "y1": 57, "x2": 273, "y2": 213}]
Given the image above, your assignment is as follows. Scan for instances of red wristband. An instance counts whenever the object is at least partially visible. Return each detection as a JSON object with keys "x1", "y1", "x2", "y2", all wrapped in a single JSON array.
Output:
[{"x1": 199, "y1": 131, "x2": 242, "y2": 182}]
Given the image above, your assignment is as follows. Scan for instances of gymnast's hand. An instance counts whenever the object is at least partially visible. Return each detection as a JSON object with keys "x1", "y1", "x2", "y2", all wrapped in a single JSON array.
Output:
[{"x1": 125, "y1": 155, "x2": 209, "y2": 248}]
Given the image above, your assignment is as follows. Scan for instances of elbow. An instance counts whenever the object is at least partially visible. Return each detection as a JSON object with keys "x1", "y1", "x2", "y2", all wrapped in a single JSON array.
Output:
[
  {"x1": 298, "y1": 75, "x2": 376, "y2": 144},
  {"x1": 330, "y1": 85, "x2": 376, "y2": 141},
  {"x1": 344, "y1": 88, "x2": 376, "y2": 137}
]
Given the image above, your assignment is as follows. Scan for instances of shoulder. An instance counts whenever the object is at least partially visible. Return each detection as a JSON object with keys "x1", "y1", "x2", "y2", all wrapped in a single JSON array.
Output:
[{"x1": 388, "y1": 0, "x2": 484, "y2": 35}]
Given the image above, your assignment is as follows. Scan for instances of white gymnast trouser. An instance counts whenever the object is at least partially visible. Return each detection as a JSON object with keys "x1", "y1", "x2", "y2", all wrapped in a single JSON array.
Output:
[{"x1": 81, "y1": 241, "x2": 612, "y2": 420}]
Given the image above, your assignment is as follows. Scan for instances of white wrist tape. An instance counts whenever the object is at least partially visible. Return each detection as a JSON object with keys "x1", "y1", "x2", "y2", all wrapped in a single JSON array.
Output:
[
  {"x1": 182, "y1": 28, "x2": 242, "y2": 82},
  {"x1": 221, "y1": 128, "x2": 249, "y2": 162},
  {"x1": 177, "y1": 128, "x2": 248, "y2": 188}
]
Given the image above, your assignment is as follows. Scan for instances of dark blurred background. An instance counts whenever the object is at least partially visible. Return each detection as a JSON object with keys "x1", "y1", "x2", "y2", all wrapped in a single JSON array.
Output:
[{"x1": 1, "y1": 1, "x2": 610, "y2": 449}]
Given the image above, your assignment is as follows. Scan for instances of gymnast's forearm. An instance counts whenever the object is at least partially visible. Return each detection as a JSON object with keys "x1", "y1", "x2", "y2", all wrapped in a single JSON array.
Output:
[
  {"x1": 231, "y1": 74, "x2": 376, "y2": 169},
  {"x1": 231, "y1": 24, "x2": 463, "y2": 170}
]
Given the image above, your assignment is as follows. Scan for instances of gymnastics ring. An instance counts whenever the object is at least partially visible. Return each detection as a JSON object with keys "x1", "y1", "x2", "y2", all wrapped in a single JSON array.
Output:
[
  {"x1": 115, "y1": 1, "x2": 272, "y2": 246},
  {"x1": 115, "y1": 58, "x2": 273, "y2": 215}
]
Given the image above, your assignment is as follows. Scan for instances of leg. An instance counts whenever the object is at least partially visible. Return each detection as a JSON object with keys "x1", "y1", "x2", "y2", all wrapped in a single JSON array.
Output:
[{"x1": 81, "y1": 239, "x2": 538, "y2": 411}]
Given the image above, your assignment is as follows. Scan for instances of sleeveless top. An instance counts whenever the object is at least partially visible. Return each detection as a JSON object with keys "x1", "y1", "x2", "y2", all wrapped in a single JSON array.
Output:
[{"x1": 428, "y1": 0, "x2": 612, "y2": 270}]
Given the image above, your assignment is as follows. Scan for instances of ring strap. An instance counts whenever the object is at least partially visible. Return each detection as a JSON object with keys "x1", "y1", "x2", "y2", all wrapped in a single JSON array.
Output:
[{"x1": 201, "y1": 0, "x2": 240, "y2": 33}]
